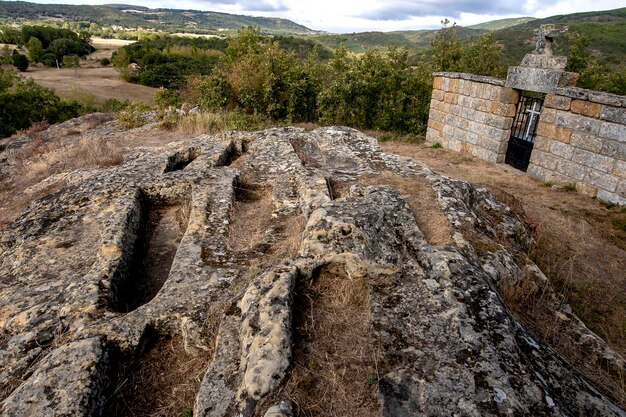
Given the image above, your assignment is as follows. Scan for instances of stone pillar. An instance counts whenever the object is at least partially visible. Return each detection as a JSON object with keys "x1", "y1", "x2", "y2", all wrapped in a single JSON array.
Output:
[{"x1": 505, "y1": 25, "x2": 578, "y2": 94}]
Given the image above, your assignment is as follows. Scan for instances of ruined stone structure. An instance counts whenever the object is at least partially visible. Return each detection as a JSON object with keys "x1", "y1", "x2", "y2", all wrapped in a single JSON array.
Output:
[
  {"x1": 1, "y1": 122, "x2": 625, "y2": 416},
  {"x1": 426, "y1": 25, "x2": 626, "y2": 205}
]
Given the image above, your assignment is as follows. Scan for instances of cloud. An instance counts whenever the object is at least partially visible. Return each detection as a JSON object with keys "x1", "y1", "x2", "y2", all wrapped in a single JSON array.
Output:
[
  {"x1": 359, "y1": 0, "x2": 521, "y2": 21},
  {"x1": 193, "y1": 0, "x2": 288, "y2": 12}
]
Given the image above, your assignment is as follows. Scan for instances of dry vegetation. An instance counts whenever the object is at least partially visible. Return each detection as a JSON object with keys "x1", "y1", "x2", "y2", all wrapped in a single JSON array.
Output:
[
  {"x1": 381, "y1": 141, "x2": 626, "y2": 406},
  {"x1": 19, "y1": 66, "x2": 157, "y2": 106},
  {"x1": 0, "y1": 114, "x2": 188, "y2": 231},
  {"x1": 271, "y1": 264, "x2": 381, "y2": 417},
  {"x1": 358, "y1": 172, "x2": 455, "y2": 246},
  {"x1": 105, "y1": 335, "x2": 210, "y2": 417}
]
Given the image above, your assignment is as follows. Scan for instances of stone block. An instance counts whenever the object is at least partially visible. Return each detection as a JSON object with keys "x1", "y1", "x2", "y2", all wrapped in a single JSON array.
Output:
[
  {"x1": 527, "y1": 164, "x2": 549, "y2": 181},
  {"x1": 498, "y1": 88, "x2": 520, "y2": 104},
  {"x1": 555, "y1": 112, "x2": 601, "y2": 135},
  {"x1": 613, "y1": 160, "x2": 626, "y2": 179},
  {"x1": 490, "y1": 102, "x2": 516, "y2": 118},
  {"x1": 537, "y1": 121, "x2": 556, "y2": 139},
  {"x1": 443, "y1": 124, "x2": 456, "y2": 138},
  {"x1": 462, "y1": 80, "x2": 472, "y2": 96},
  {"x1": 428, "y1": 119, "x2": 444, "y2": 132},
  {"x1": 570, "y1": 132, "x2": 603, "y2": 153},
  {"x1": 597, "y1": 189, "x2": 626, "y2": 205},
  {"x1": 473, "y1": 111, "x2": 487, "y2": 125},
  {"x1": 461, "y1": 107, "x2": 476, "y2": 120},
  {"x1": 433, "y1": 77, "x2": 442, "y2": 90},
  {"x1": 450, "y1": 79, "x2": 460, "y2": 93},
  {"x1": 540, "y1": 108, "x2": 557, "y2": 124},
  {"x1": 432, "y1": 89, "x2": 445, "y2": 101},
  {"x1": 444, "y1": 92, "x2": 455, "y2": 103},
  {"x1": 550, "y1": 141, "x2": 574, "y2": 160},
  {"x1": 484, "y1": 114, "x2": 513, "y2": 130},
  {"x1": 600, "y1": 139, "x2": 626, "y2": 160},
  {"x1": 505, "y1": 66, "x2": 566, "y2": 94},
  {"x1": 426, "y1": 128, "x2": 441, "y2": 143},
  {"x1": 575, "y1": 182, "x2": 598, "y2": 197},
  {"x1": 599, "y1": 105, "x2": 626, "y2": 124},
  {"x1": 448, "y1": 137, "x2": 462, "y2": 152},
  {"x1": 481, "y1": 85, "x2": 493, "y2": 100},
  {"x1": 554, "y1": 127, "x2": 572, "y2": 144},
  {"x1": 429, "y1": 109, "x2": 445, "y2": 123},
  {"x1": 451, "y1": 105, "x2": 461, "y2": 116},
  {"x1": 584, "y1": 169, "x2": 619, "y2": 192},
  {"x1": 599, "y1": 121, "x2": 626, "y2": 142},
  {"x1": 571, "y1": 100, "x2": 602, "y2": 118},
  {"x1": 544, "y1": 94, "x2": 571, "y2": 110},
  {"x1": 477, "y1": 136, "x2": 501, "y2": 152},
  {"x1": 470, "y1": 146, "x2": 498, "y2": 163},
  {"x1": 533, "y1": 135, "x2": 551, "y2": 151},
  {"x1": 521, "y1": 53, "x2": 567, "y2": 70},
  {"x1": 556, "y1": 159, "x2": 586, "y2": 181},
  {"x1": 441, "y1": 77, "x2": 450, "y2": 92},
  {"x1": 530, "y1": 149, "x2": 560, "y2": 170}
]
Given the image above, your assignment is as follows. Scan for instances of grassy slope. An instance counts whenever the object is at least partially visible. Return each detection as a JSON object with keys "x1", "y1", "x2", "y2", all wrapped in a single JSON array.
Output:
[{"x1": 468, "y1": 17, "x2": 536, "y2": 31}]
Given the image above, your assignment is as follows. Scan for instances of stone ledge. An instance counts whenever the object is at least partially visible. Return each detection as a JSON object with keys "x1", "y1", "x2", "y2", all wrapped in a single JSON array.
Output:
[
  {"x1": 555, "y1": 87, "x2": 626, "y2": 108},
  {"x1": 433, "y1": 72, "x2": 506, "y2": 87}
]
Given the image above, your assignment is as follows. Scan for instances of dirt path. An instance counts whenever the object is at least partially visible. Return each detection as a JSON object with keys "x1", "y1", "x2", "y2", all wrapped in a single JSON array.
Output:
[
  {"x1": 381, "y1": 141, "x2": 626, "y2": 356},
  {"x1": 19, "y1": 66, "x2": 156, "y2": 105}
]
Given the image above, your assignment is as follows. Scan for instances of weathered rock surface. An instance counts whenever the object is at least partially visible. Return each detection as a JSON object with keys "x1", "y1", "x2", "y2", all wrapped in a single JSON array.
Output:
[{"x1": 0, "y1": 125, "x2": 624, "y2": 416}]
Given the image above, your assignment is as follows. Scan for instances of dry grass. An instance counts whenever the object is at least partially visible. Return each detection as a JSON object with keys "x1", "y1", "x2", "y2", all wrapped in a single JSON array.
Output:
[
  {"x1": 105, "y1": 335, "x2": 210, "y2": 417},
  {"x1": 500, "y1": 272, "x2": 626, "y2": 408},
  {"x1": 359, "y1": 172, "x2": 455, "y2": 246},
  {"x1": 273, "y1": 264, "x2": 381, "y2": 417},
  {"x1": 14, "y1": 136, "x2": 124, "y2": 181},
  {"x1": 227, "y1": 181, "x2": 274, "y2": 253},
  {"x1": 380, "y1": 140, "x2": 626, "y2": 406},
  {"x1": 19, "y1": 66, "x2": 157, "y2": 105}
]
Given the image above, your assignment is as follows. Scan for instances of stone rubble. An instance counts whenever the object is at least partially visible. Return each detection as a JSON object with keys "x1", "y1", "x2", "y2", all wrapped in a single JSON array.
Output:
[{"x1": 0, "y1": 125, "x2": 624, "y2": 416}]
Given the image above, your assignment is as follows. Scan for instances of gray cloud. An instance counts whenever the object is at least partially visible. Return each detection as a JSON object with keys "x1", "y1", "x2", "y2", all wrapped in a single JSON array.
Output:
[
  {"x1": 359, "y1": 0, "x2": 522, "y2": 21},
  {"x1": 195, "y1": 0, "x2": 288, "y2": 12}
]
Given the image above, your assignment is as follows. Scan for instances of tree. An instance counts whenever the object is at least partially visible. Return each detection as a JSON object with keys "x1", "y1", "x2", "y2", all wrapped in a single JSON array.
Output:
[
  {"x1": 431, "y1": 19, "x2": 462, "y2": 72},
  {"x1": 27, "y1": 36, "x2": 43, "y2": 62},
  {"x1": 459, "y1": 32, "x2": 506, "y2": 77},
  {"x1": 12, "y1": 53, "x2": 29, "y2": 72}
]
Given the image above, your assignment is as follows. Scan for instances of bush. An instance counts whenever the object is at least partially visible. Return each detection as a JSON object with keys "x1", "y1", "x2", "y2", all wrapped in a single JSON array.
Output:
[
  {"x1": 154, "y1": 87, "x2": 181, "y2": 109},
  {"x1": 0, "y1": 69, "x2": 85, "y2": 138},
  {"x1": 12, "y1": 53, "x2": 29, "y2": 72},
  {"x1": 40, "y1": 53, "x2": 58, "y2": 68},
  {"x1": 99, "y1": 57, "x2": 111, "y2": 66},
  {"x1": 100, "y1": 98, "x2": 131, "y2": 112},
  {"x1": 115, "y1": 102, "x2": 152, "y2": 129}
]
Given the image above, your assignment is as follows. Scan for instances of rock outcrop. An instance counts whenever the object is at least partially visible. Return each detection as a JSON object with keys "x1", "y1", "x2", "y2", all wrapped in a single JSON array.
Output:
[{"x1": 0, "y1": 125, "x2": 624, "y2": 416}]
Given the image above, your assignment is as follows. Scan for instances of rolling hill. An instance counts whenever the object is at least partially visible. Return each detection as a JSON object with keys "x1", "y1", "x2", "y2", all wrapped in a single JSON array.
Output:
[{"x1": 0, "y1": 1, "x2": 317, "y2": 35}]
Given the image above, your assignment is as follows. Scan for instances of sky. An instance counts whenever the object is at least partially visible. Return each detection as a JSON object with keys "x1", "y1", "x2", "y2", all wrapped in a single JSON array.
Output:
[{"x1": 22, "y1": 0, "x2": 626, "y2": 32}]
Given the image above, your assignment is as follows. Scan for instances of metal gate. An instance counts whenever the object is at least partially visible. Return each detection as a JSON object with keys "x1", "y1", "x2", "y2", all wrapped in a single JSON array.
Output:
[{"x1": 505, "y1": 94, "x2": 544, "y2": 171}]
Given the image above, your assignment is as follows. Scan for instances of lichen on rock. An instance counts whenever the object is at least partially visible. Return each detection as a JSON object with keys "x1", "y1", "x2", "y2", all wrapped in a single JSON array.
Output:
[{"x1": 0, "y1": 124, "x2": 624, "y2": 417}]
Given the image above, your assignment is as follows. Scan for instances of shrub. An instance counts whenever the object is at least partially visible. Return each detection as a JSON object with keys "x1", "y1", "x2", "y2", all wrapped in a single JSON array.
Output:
[
  {"x1": 100, "y1": 98, "x2": 131, "y2": 112},
  {"x1": 99, "y1": 57, "x2": 111, "y2": 66},
  {"x1": 154, "y1": 87, "x2": 182, "y2": 109},
  {"x1": 12, "y1": 53, "x2": 29, "y2": 71},
  {"x1": 40, "y1": 53, "x2": 58, "y2": 68},
  {"x1": 0, "y1": 70, "x2": 85, "y2": 138},
  {"x1": 115, "y1": 102, "x2": 152, "y2": 129}
]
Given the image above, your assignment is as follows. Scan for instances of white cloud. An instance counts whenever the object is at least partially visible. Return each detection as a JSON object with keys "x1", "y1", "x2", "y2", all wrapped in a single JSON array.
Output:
[{"x1": 27, "y1": 0, "x2": 626, "y2": 32}]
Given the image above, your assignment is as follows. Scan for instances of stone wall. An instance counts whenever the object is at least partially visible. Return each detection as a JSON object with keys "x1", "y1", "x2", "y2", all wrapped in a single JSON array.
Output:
[
  {"x1": 425, "y1": 72, "x2": 519, "y2": 163},
  {"x1": 528, "y1": 87, "x2": 626, "y2": 204}
]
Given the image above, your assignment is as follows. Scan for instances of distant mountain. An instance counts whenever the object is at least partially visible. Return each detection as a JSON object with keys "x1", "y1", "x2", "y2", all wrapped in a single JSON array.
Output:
[
  {"x1": 0, "y1": 1, "x2": 317, "y2": 35},
  {"x1": 313, "y1": 7, "x2": 626, "y2": 68},
  {"x1": 468, "y1": 17, "x2": 536, "y2": 31}
]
